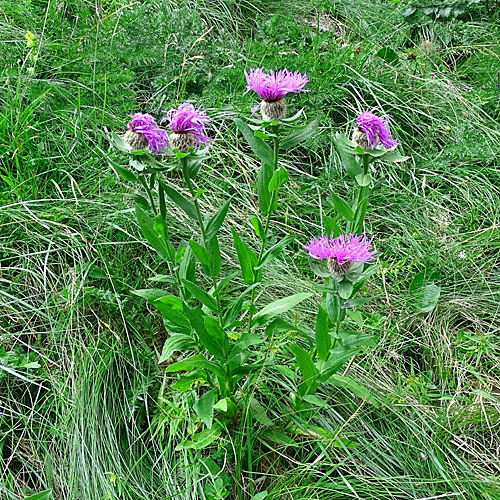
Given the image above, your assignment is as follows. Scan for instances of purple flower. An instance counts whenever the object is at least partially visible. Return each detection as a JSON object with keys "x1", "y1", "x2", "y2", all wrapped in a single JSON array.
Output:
[
  {"x1": 355, "y1": 110, "x2": 398, "y2": 149},
  {"x1": 305, "y1": 233, "x2": 376, "y2": 265},
  {"x1": 127, "y1": 113, "x2": 167, "y2": 154},
  {"x1": 244, "y1": 68, "x2": 309, "y2": 102},
  {"x1": 162, "y1": 103, "x2": 211, "y2": 147}
]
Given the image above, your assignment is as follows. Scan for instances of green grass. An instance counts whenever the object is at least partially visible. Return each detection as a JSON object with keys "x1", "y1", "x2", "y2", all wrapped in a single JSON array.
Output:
[{"x1": 1, "y1": 0, "x2": 499, "y2": 498}]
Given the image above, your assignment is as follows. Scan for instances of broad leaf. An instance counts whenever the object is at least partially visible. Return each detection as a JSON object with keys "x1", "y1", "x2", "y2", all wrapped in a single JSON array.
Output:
[
  {"x1": 290, "y1": 344, "x2": 318, "y2": 389},
  {"x1": 203, "y1": 316, "x2": 229, "y2": 359},
  {"x1": 251, "y1": 292, "x2": 312, "y2": 328},
  {"x1": 331, "y1": 192, "x2": 354, "y2": 222},
  {"x1": 256, "y1": 234, "x2": 294, "y2": 270},
  {"x1": 234, "y1": 118, "x2": 274, "y2": 165},
  {"x1": 161, "y1": 181, "x2": 198, "y2": 221},
  {"x1": 159, "y1": 334, "x2": 196, "y2": 363},
  {"x1": 181, "y1": 279, "x2": 218, "y2": 313},
  {"x1": 268, "y1": 166, "x2": 288, "y2": 192},
  {"x1": 175, "y1": 423, "x2": 221, "y2": 450},
  {"x1": 232, "y1": 228, "x2": 259, "y2": 285},
  {"x1": 135, "y1": 206, "x2": 170, "y2": 261},
  {"x1": 109, "y1": 161, "x2": 137, "y2": 182},
  {"x1": 280, "y1": 118, "x2": 320, "y2": 149},
  {"x1": 189, "y1": 240, "x2": 211, "y2": 267},
  {"x1": 206, "y1": 198, "x2": 231, "y2": 241},
  {"x1": 257, "y1": 161, "x2": 276, "y2": 214},
  {"x1": 193, "y1": 389, "x2": 215, "y2": 428}
]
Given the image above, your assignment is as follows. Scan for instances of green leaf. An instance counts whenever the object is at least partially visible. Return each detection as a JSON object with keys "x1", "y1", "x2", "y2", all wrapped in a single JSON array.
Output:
[
  {"x1": 207, "y1": 235, "x2": 221, "y2": 277},
  {"x1": 250, "y1": 492, "x2": 269, "y2": 500},
  {"x1": 257, "y1": 161, "x2": 276, "y2": 214},
  {"x1": 206, "y1": 198, "x2": 231, "y2": 241},
  {"x1": 179, "y1": 243, "x2": 196, "y2": 284},
  {"x1": 203, "y1": 316, "x2": 229, "y2": 359},
  {"x1": 153, "y1": 295, "x2": 192, "y2": 334},
  {"x1": 161, "y1": 181, "x2": 197, "y2": 221},
  {"x1": 135, "y1": 206, "x2": 170, "y2": 261},
  {"x1": 249, "y1": 397, "x2": 273, "y2": 426},
  {"x1": 409, "y1": 270, "x2": 441, "y2": 313},
  {"x1": 413, "y1": 283, "x2": 441, "y2": 313},
  {"x1": 181, "y1": 279, "x2": 218, "y2": 313},
  {"x1": 338, "y1": 280, "x2": 354, "y2": 299},
  {"x1": 378, "y1": 151, "x2": 409, "y2": 163},
  {"x1": 166, "y1": 354, "x2": 226, "y2": 379},
  {"x1": 326, "y1": 292, "x2": 340, "y2": 323},
  {"x1": 330, "y1": 374, "x2": 379, "y2": 406},
  {"x1": 159, "y1": 334, "x2": 196, "y2": 363},
  {"x1": 355, "y1": 173, "x2": 371, "y2": 187},
  {"x1": 175, "y1": 423, "x2": 221, "y2": 450},
  {"x1": 250, "y1": 216, "x2": 264, "y2": 239},
  {"x1": 193, "y1": 389, "x2": 215, "y2": 428},
  {"x1": 109, "y1": 161, "x2": 138, "y2": 182},
  {"x1": 256, "y1": 234, "x2": 294, "y2": 270},
  {"x1": 24, "y1": 490, "x2": 52, "y2": 500},
  {"x1": 252, "y1": 292, "x2": 312, "y2": 328},
  {"x1": 376, "y1": 47, "x2": 399, "y2": 64},
  {"x1": 223, "y1": 283, "x2": 258, "y2": 328},
  {"x1": 310, "y1": 260, "x2": 332, "y2": 278},
  {"x1": 232, "y1": 228, "x2": 259, "y2": 285},
  {"x1": 189, "y1": 240, "x2": 211, "y2": 267},
  {"x1": 234, "y1": 118, "x2": 274, "y2": 165},
  {"x1": 280, "y1": 118, "x2": 320, "y2": 149},
  {"x1": 315, "y1": 306, "x2": 331, "y2": 361},
  {"x1": 323, "y1": 216, "x2": 341, "y2": 237},
  {"x1": 331, "y1": 192, "x2": 354, "y2": 222},
  {"x1": 268, "y1": 166, "x2": 288, "y2": 192},
  {"x1": 290, "y1": 344, "x2": 318, "y2": 389}
]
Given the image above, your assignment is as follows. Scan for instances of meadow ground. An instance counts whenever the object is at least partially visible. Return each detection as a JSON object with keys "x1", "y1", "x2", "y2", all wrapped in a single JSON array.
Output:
[{"x1": 1, "y1": 0, "x2": 500, "y2": 499}]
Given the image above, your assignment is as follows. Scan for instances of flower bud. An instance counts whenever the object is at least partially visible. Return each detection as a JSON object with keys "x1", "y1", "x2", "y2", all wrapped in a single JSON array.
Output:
[
  {"x1": 123, "y1": 129, "x2": 148, "y2": 151},
  {"x1": 260, "y1": 98, "x2": 287, "y2": 121},
  {"x1": 169, "y1": 132, "x2": 196, "y2": 153},
  {"x1": 327, "y1": 258, "x2": 353, "y2": 275},
  {"x1": 351, "y1": 127, "x2": 370, "y2": 150}
]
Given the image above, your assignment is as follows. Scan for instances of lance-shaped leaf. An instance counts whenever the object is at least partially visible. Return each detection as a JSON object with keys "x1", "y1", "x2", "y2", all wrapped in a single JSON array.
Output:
[
  {"x1": 160, "y1": 181, "x2": 198, "y2": 221},
  {"x1": 234, "y1": 118, "x2": 274, "y2": 165},
  {"x1": 251, "y1": 292, "x2": 312, "y2": 328},
  {"x1": 280, "y1": 118, "x2": 320, "y2": 149}
]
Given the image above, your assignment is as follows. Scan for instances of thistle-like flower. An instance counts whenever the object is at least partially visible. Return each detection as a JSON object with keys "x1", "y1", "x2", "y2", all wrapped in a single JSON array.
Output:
[
  {"x1": 162, "y1": 103, "x2": 210, "y2": 153},
  {"x1": 244, "y1": 68, "x2": 309, "y2": 121},
  {"x1": 352, "y1": 110, "x2": 398, "y2": 150},
  {"x1": 305, "y1": 233, "x2": 376, "y2": 275},
  {"x1": 124, "y1": 113, "x2": 168, "y2": 154}
]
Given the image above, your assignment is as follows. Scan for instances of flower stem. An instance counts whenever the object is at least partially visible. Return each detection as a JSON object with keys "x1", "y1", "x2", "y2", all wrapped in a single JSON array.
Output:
[
  {"x1": 180, "y1": 157, "x2": 223, "y2": 323},
  {"x1": 248, "y1": 125, "x2": 280, "y2": 327},
  {"x1": 139, "y1": 174, "x2": 157, "y2": 215}
]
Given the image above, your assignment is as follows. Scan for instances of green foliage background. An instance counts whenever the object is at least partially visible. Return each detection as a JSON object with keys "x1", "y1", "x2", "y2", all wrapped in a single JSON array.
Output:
[{"x1": 0, "y1": 0, "x2": 499, "y2": 498}]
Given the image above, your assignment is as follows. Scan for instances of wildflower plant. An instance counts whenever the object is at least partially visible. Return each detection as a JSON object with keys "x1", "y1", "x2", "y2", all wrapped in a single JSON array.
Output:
[{"x1": 105, "y1": 90, "x2": 397, "y2": 499}]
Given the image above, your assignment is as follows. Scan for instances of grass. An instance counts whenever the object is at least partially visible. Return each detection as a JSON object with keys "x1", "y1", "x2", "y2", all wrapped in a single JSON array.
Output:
[{"x1": 1, "y1": 0, "x2": 499, "y2": 498}]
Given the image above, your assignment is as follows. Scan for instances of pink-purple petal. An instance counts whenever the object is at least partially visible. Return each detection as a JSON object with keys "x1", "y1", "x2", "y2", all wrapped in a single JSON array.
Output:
[
  {"x1": 356, "y1": 110, "x2": 398, "y2": 149},
  {"x1": 162, "y1": 103, "x2": 211, "y2": 147},
  {"x1": 127, "y1": 113, "x2": 168, "y2": 154},
  {"x1": 245, "y1": 68, "x2": 309, "y2": 102},
  {"x1": 305, "y1": 233, "x2": 376, "y2": 264}
]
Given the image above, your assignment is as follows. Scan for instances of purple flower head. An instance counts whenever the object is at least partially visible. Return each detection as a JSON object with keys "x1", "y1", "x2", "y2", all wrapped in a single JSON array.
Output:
[
  {"x1": 244, "y1": 68, "x2": 309, "y2": 102},
  {"x1": 162, "y1": 103, "x2": 211, "y2": 147},
  {"x1": 305, "y1": 233, "x2": 376, "y2": 265},
  {"x1": 127, "y1": 113, "x2": 167, "y2": 154},
  {"x1": 355, "y1": 110, "x2": 398, "y2": 149}
]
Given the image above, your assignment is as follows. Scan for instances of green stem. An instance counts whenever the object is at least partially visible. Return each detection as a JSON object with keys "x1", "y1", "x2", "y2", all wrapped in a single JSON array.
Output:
[
  {"x1": 139, "y1": 174, "x2": 157, "y2": 215},
  {"x1": 248, "y1": 125, "x2": 280, "y2": 327},
  {"x1": 180, "y1": 157, "x2": 224, "y2": 324}
]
